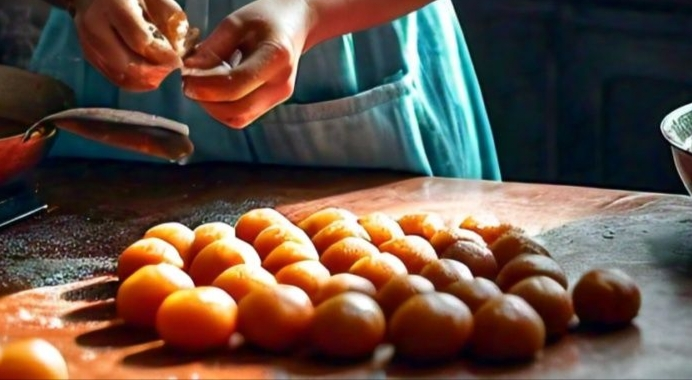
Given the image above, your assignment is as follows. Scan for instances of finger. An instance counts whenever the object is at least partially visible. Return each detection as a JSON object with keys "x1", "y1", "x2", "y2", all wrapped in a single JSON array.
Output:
[
  {"x1": 108, "y1": 0, "x2": 181, "y2": 66},
  {"x1": 183, "y1": 16, "x2": 243, "y2": 69},
  {"x1": 183, "y1": 41, "x2": 291, "y2": 102},
  {"x1": 75, "y1": 13, "x2": 132, "y2": 80},
  {"x1": 197, "y1": 79, "x2": 295, "y2": 129},
  {"x1": 75, "y1": 15, "x2": 171, "y2": 91}
]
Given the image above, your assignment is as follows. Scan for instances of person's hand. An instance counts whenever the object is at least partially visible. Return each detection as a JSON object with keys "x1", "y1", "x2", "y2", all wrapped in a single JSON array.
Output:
[
  {"x1": 72, "y1": 0, "x2": 189, "y2": 91},
  {"x1": 182, "y1": 0, "x2": 316, "y2": 129}
]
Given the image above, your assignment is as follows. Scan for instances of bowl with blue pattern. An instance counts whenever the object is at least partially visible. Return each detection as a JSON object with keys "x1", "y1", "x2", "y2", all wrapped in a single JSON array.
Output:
[{"x1": 661, "y1": 103, "x2": 692, "y2": 195}]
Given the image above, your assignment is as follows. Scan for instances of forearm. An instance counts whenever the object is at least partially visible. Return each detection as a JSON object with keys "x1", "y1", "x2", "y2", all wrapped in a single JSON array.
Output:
[{"x1": 305, "y1": 0, "x2": 435, "y2": 49}]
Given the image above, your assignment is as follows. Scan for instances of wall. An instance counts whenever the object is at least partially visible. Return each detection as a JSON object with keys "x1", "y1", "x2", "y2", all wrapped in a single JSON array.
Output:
[{"x1": 453, "y1": 0, "x2": 692, "y2": 194}]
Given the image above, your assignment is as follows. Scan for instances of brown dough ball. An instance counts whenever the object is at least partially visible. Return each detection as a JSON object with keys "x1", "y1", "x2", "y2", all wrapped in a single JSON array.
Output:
[
  {"x1": 388, "y1": 292, "x2": 474, "y2": 363},
  {"x1": 495, "y1": 253, "x2": 568, "y2": 292},
  {"x1": 429, "y1": 227, "x2": 487, "y2": 254},
  {"x1": 419, "y1": 258, "x2": 473, "y2": 290},
  {"x1": 442, "y1": 277, "x2": 503, "y2": 313},
  {"x1": 490, "y1": 231, "x2": 552, "y2": 269},
  {"x1": 471, "y1": 294, "x2": 546, "y2": 363},
  {"x1": 572, "y1": 268, "x2": 641, "y2": 328},
  {"x1": 508, "y1": 276, "x2": 575, "y2": 337},
  {"x1": 441, "y1": 240, "x2": 498, "y2": 280}
]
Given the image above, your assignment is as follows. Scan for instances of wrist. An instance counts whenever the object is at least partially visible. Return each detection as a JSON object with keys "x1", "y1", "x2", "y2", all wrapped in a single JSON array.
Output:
[
  {"x1": 302, "y1": 0, "x2": 326, "y2": 52},
  {"x1": 302, "y1": 0, "x2": 435, "y2": 51}
]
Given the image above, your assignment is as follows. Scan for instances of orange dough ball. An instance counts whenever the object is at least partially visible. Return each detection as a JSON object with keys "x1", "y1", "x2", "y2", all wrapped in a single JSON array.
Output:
[
  {"x1": 320, "y1": 237, "x2": 379, "y2": 274},
  {"x1": 253, "y1": 223, "x2": 312, "y2": 261},
  {"x1": 116, "y1": 263, "x2": 195, "y2": 328},
  {"x1": 237, "y1": 284, "x2": 315, "y2": 353},
  {"x1": 357, "y1": 212, "x2": 405, "y2": 247},
  {"x1": 234, "y1": 208, "x2": 292, "y2": 244},
  {"x1": 458, "y1": 215, "x2": 516, "y2": 245},
  {"x1": 117, "y1": 237, "x2": 183, "y2": 282},
  {"x1": 0, "y1": 338, "x2": 69, "y2": 380},
  {"x1": 379, "y1": 235, "x2": 438, "y2": 274},
  {"x1": 211, "y1": 264, "x2": 277, "y2": 302},
  {"x1": 397, "y1": 212, "x2": 447, "y2": 240},
  {"x1": 297, "y1": 207, "x2": 358, "y2": 238},
  {"x1": 348, "y1": 253, "x2": 408, "y2": 290},
  {"x1": 143, "y1": 222, "x2": 195, "y2": 267},
  {"x1": 275, "y1": 260, "x2": 331, "y2": 301},
  {"x1": 188, "y1": 222, "x2": 236, "y2": 265},
  {"x1": 188, "y1": 237, "x2": 261, "y2": 286},
  {"x1": 156, "y1": 286, "x2": 238, "y2": 352},
  {"x1": 311, "y1": 219, "x2": 371, "y2": 253},
  {"x1": 262, "y1": 241, "x2": 319, "y2": 274}
]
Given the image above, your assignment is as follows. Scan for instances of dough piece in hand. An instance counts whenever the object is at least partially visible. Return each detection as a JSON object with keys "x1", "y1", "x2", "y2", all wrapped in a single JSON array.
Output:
[
  {"x1": 135, "y1": 0, "x2": 200, "y2": 58},
  {"x1": 159, "y1": 9, "x2": 200, "y2": 57}
]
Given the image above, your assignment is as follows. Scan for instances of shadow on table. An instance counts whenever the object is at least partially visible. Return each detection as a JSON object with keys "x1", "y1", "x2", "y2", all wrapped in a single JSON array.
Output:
[
  {"x1": 120, "y1": 336, "x2": 385, "y2": 376},
  {"x1": 61, "y1": 279, "x2": 119, "y2": 302},
  {"x1": 75, "y1": 322, "x2": 160, "y2": 348},
  {"x1": 63, "y1": 301, "x2": 116, "y2": 322},
  {"x1": 641, "y1": 219, "x2": 692, "y2": 274}
]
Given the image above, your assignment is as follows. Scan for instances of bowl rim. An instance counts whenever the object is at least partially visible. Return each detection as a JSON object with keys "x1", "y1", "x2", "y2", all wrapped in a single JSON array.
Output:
[
  {"x1": 0, "y1": 125, "x2": 56, "y2": 143},
  {"x1": 661, "y1": 103, "x2": 692, "y2": 154}
]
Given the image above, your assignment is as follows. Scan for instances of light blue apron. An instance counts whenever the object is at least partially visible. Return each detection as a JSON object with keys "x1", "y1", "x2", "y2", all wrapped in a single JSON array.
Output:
[{"x1": 29, "y1": 0, "x2": 501, "y2": 180}]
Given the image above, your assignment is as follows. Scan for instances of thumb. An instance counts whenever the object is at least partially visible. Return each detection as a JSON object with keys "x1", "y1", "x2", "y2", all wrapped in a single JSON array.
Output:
[{"x1": 184, "y1": 17, "x2": 242, "y2": 69}]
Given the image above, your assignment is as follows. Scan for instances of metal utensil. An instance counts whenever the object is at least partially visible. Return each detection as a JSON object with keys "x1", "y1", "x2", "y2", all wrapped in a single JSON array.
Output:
[
  {"x1": 0, "y1": 185, "x2": 47, "y2": 230},
  {"x1": 23, "y1": 107, "x2": 194, "y2": 164}
]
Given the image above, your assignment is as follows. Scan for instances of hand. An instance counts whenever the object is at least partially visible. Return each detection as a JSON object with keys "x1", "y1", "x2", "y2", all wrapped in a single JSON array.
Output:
[
  {"x1": 72, "y1": 0, "x2": 187, "y2": 91},
  {"x1": 182, "y1": 0, "x2": 315, "y2": 129}
]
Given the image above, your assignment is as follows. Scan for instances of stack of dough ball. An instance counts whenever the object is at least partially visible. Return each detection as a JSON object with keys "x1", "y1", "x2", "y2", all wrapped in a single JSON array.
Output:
[{"x1": 111, "y1": 206, "x2": 642, "y2": 365}]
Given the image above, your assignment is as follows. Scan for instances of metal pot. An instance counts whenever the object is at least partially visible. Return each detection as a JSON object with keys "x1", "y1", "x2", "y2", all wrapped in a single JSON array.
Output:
[{"x1": 0, "y1": 64, "x2": 74, "y2": 187}]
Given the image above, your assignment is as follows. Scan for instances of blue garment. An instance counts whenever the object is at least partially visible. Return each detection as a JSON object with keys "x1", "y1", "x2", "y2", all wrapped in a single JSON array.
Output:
[{"x1": 29, "y1": 0, "x2": 501, "y2": 180}]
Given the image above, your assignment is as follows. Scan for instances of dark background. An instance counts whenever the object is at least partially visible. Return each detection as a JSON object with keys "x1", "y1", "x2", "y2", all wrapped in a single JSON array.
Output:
[{"x1": 2, "y1": 0, "x2": 690, "y2": 194}]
